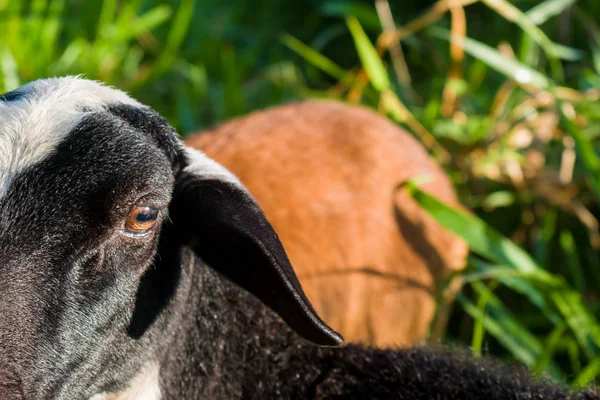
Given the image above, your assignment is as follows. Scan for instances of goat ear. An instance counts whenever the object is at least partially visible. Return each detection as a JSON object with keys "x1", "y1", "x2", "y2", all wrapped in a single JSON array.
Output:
[{"x1": 170, "y1": 148, "x2": 343, "y2": 346}]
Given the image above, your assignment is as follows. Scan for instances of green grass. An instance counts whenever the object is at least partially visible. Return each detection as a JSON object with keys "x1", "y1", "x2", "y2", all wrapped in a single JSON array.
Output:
[{"x1": 3, "y1": 0, "x2": 600, "y2": 387}]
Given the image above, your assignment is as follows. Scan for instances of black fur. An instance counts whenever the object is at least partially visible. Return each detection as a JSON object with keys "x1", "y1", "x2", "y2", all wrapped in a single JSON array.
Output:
[
  {"x1": 0, "y1": 81, "x2": 597, "y2": 399},
  {"x1": 157, "y1": 256, "x2": 594, "y2": 399}
]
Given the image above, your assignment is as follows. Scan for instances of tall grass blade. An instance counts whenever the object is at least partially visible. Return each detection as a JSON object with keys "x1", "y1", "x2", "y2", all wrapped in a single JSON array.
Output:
[
  {"x1": 146, "y1": 0, "x2": 195, "y2": 81},
  {"x1": 526, "y1": 0, "x2": 578, "y2": 25},
  {"x1": 457, "y1": 287, "x2": 563, "y2": 378},
  {"x1": 406, "y1": 182, "x2": 540, "y2": 272},
  {"x1": 572, "y1": 357, "x2": 600, "y2": 388},
  {"x1": 282, "y1": 34, "x2": 354, "y2": 85},
  {"x1": 560, "y1": 105, "x2": 600, "y2": 200},
  {"x1": 346, "y1": 16, "x2": 390, "y2": 92},
  {"x1": 560, "y1": 230, "x2": 585, "y2": 292},
  {"x1": 0, "y1": 46, "x2": 20, "y2": 91},
  {"x1": 97, "y1": 0, "x2": 118, "y2": 39},
  {"x1": 467, "y1": 256, "x2": 559, "y2": 322},
  {"x1": 429, "y1": 27, "x2": 551, "y2": 88},
  {"x1": 482, "y1": 0, "x2": 581, "y2": 62},
  {"x1": 532, "y1": 323, "x2": 568, "y2": 374},
  {"x1": 117, "y1": 5, "x2": 172, "y2": 41},
  {"x1": 471, "y1": 280, "x2": 499, "y2": 356}
]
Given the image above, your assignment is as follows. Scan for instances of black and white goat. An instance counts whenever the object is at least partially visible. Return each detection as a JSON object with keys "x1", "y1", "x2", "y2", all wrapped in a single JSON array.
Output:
[{"x1": 0, "y1": 77, "x2": 595, "y2": 400}]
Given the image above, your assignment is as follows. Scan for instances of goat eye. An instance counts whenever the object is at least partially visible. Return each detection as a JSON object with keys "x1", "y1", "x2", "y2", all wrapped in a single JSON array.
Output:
[{"x1": 125, "y1": 206, "x2": 159, "y2": 234}]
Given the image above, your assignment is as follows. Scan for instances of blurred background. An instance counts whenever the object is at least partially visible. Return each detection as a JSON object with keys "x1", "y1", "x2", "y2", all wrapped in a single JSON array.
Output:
[{"x1": 3, "y1": 0, "x2": 600, "y2": 388}]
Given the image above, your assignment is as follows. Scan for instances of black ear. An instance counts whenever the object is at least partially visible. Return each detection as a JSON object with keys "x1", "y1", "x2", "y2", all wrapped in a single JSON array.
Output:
[{"x1": 170, "y1": 148, "x2": 343, "y2": 346}]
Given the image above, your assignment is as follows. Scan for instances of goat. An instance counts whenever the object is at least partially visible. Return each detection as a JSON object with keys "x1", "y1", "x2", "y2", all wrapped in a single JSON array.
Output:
[
  {"x1": 0, "y1": 77, "x2": 595, "y2": 400},
  {"x1": 185, "y1": 101, "x2": 468, "y2": 346}
]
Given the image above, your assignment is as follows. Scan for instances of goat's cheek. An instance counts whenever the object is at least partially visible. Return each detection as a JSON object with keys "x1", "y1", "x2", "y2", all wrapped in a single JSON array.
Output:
[
  {"x1": 87, "y1": 249, "x2": 105, "y2": 271},
  {"x1": 114, "y1": 240, "x2": 159, "y2": 276}
]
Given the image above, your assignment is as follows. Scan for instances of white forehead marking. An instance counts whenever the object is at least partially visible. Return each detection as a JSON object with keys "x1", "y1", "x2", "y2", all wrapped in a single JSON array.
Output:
[{"x1": 0, "y1": 76, "x2": 142, "y2": 200}]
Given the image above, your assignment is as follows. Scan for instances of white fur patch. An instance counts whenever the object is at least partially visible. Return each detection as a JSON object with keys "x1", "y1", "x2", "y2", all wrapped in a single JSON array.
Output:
[
  {"x1": 184, "y1": 147, "x2": 243, "y2": 186},
  {"x1": 0, "y1": 76, "x2": 142, "y2": 200},
  {"x1": 90, "y1": 362, "x2": 162, "y2": 400}
]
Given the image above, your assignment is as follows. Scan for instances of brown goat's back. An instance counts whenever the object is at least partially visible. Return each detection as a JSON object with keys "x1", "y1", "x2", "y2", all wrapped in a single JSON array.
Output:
[{"x1": 185, "y1": 100, "x2": 467, "y2": 347}]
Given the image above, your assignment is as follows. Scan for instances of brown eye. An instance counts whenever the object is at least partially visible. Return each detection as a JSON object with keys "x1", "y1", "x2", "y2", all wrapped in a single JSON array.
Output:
[{"x1": 125, "y1": 206, "x2": 159, "y2": 234}]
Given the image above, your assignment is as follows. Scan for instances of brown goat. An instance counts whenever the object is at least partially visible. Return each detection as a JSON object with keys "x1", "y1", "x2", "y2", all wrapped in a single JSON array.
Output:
[{"x1": 185, "y1": 100, "x2": 467, "y2": 347}]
